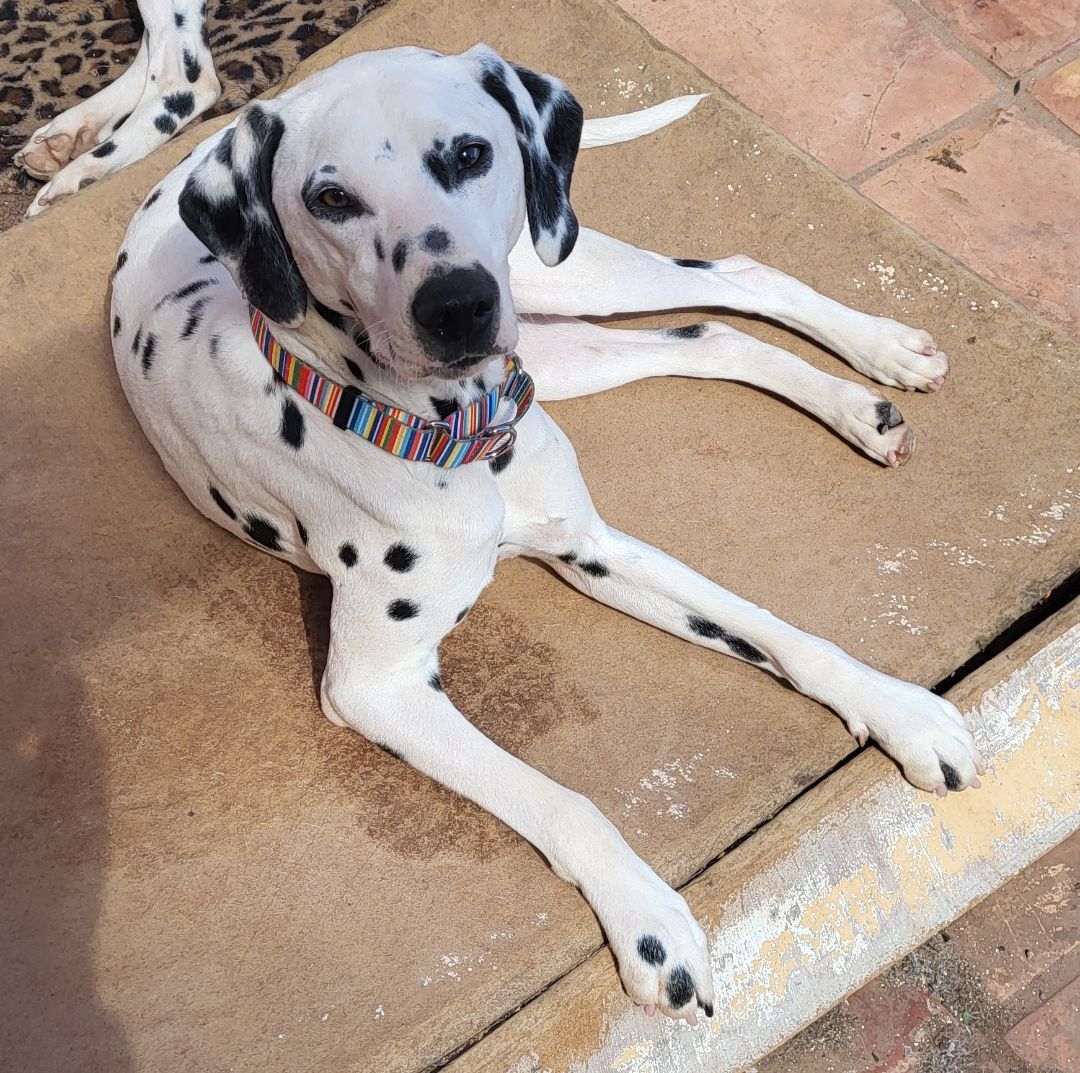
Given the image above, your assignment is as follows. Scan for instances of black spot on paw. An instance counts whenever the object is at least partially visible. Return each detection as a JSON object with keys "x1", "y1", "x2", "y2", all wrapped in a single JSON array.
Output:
[
  {"x1": 489, "y1": 446, "x2": 514, "y2": 475},
  {"x1": 387, "y1": 598, "x2": 419, "y2": 621},
  {"x1": 296, "y1": 520, "x2": 308, "y2": 546},
  {"x1": 164, "y1": 90, "x2": 196, "y2": 118},
  {"x1": 112, "y1": 314, "x2": 121, "y2": 337},
  {"x1": 78, "y1": 177, "x2": 95, "y2": 189},
  {"x1": 209, "y1": 485, "x2": 236, "y2": 521},
  {"x1": 338, "y1": 542, "x2": 358, "y2": 568},
  {"x1": 455, "y1": 606, "x2": 470, "y2": 623},
  {"x1": 579, "y1": 560, "x2": 609, "y2": 578},
  {"x1": 700, "y1": 999, "x2": 714, "y2": 1017},
  {"x1": 686, "y1": 615, "x2": 766, "y2": 662},
  {"x1": 428, "y1": 671, "x2": 443, "y2": 692},
  {"x1": 875, "y1": 400, "x2": 903, "y2": 435},
  {"x1": 383, "y1": 543, "x2": 417, "y2": 572},
  {"x1": 243, "y1": 515, "x2": 281, "y2": 551},
  {"x1": 281, "y1": 398, "x2": 305, "y2": 449},
  {"x1": 666, "y1": 965, "x2": 694, "y2": 1008},
  {"x1": 90, "y1": 138, "x2": 116, "y2": 158},
  {"x1": 154, "y1": 113, "x2": 177, "y2": 135},
  {"x1": 665, "y1": 322, "x2": 708, "y2": 340},
  {"x1": 637, "y1": 934, "x2": 666, "y2": 966},
  {"x1": 940, "y1": 761, "x2": 962, "y2": 791},
  {"x1": 142, "y1": 189, "x2": 162, "y2": 210},
  {"x1": 114, "y1": 250, "x2": 128, "y2": 273},
  {"x1": 183, "y1": 48, "x2": 201, "y2": 83},
  {"x1": 673, "y1": 257, "x2": 713, "y2": 269}
]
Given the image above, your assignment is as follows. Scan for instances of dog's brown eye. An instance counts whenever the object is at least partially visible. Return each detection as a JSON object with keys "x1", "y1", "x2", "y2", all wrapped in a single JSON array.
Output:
[
  {"x1": 318, "y1": 187, "x2": 350, "y2": 209},
  {"x1": 457, "y1": 144, "x2": 483, "y2": 169}
]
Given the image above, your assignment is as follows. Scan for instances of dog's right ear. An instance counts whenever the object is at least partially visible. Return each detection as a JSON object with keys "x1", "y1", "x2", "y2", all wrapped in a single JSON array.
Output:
[{"x1": 178, "y1": 103, "x2": 307, "y2": 326}]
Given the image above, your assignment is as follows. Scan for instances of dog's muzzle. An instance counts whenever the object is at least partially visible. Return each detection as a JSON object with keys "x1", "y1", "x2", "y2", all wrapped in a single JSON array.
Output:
[{"x1": 411, "y1": 265, "x2": 500, "y2": 364}]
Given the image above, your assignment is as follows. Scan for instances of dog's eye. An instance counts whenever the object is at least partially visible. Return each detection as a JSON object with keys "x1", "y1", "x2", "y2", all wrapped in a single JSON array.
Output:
[
  {"x1": 457, "y1": 143, "x2": 485, "y2": 169},
  {"x1": 318, "y1": 187, "x2": 350, "y2": 209}
]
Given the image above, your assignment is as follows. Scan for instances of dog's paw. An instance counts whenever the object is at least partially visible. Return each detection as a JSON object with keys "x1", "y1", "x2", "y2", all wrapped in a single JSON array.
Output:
[
  {"x1": 841, "y1": 317, "x2": 949, "y2": 393},
  {"x1": 600, "y1": 870, "x2": 714, "y2": 1022},
  {"x1": 829, "y1": 383, "x2": 917, "y2": 467},
  {"x1": 841, "y1": 673, "x2": 985, "y2": 795}
]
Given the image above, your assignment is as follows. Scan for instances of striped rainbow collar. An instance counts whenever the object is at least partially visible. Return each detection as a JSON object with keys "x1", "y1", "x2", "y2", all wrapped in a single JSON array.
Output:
[{"x1": 249, "y1": 305, "x2": 534, "y2": 469}]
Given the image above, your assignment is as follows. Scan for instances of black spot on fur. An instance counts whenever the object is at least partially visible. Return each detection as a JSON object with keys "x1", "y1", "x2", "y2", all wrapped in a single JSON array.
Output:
[
  {"x1": 673, "y1": 258, "x2": 713, "y2": 269},
  {"x1": 244, "y1": 515, "x2": 281, "y2": 551},
  {"x1": 209, "y1": 486, "x2": 236, "y2": 520},
  {"x1": 78, "y1": 177, "x2": 95, "y2": 189},
  {"x1": 183, "y1": 48, "x2": 201, "y2": 84},
  {"x1": 131, "y1": 326, "x2": 142, "y2": 355},
  {"x1": 391, "y1": 239, "x2": 408, "y2": 273},
  {"x1": 430, "y1": 396, "x2": 457, "y2": 420},
  {"x1": 281, "y1": 398, "x2": 305, "y2": 449},
  {"x1": 180, "y1": 297, "x2": 210, "y2": 338},
  {"x1": 384, "y1": 543, "x2": 418, "y2": 572},
  {"x1": 115, "y1": 250, "x2": 128, "y2": 273},
  {"x1": 154, "y1": 113, "x2": 178, "y2": 135},
  {"x1": 637, "y1": 935, "x2": 666, "y2": 966},
  {"x1": 174, "y1": 10, "x2": 185, "y2": 27},
  {"x1": 111, "y1": 110, "x2": 132, "y2": 133},
  {"x1": 455, "y1": 606, "x2": 470, "y2": 623},
  {"x1": 422, "y1": 226, "x2": 451, "y2": 253},
  {"x1": 140, "y1": 332, "x2": 157, "y2": 374},
  {"x1": 198, "y1": 253, "x2": 217, "y2": 264},
  {"x1": 579, "y1": 560, "x2": 609, "y2": 578},
  {"x1": 164, "y1": 90, "x2": 196, "y2": 118},
  {"x1": 209, "y1": 335, "x2": 221, "y2": 361},
  {"x1": 374, "y1": 236, "x2": 385, "y2": 261},
  {"x1": 941, "y1": 762, "x2": 962, "y2": 791},
  {"x1": 387, "y1": 598, "x2": 419, "y2": 621},
  {"x1": 489, "y1": 447, "x2": 514, "y2": 475},
  {"x1": 687, "y1": 615, "x2": 766, "y2": 662},
  {"x1": 557, "y1": 552, "x2": 577, "y2": 564},
  {"x1": 160, "y1": 278, "x2": 215, "y2": 307},
  {"x1": 296, "y1": 520, "x2": 308, "y2": 546},
  {"x1": 700, "y1": 1000, "x2": 714, "y2": 1018},
  {"x1": 875, "y1": 400, "x2": 903, "y2": 435},
  {"x1": 344, "y1": 357, "x2": 365, "y2": 383},
  {"x1": 90, "y1": 139, "x2": 116, "y2": 158},
  {"x1": 143, "y1": 189, "x2": 162, "y2": 210},
  {"x1": 665, "y1": 322, "x2": 708, "y2": 340},
  {"x1": 666, "y1": 966, "x2": 694, "y2": 1009},
  {"x1": 112, "y1": 315, "x2": 121, "y2": 337},
  {"x1": 311, "y1": 295, "x2": 347, "y2": 333},
  {"x1": 338, "y1": 543, "x2": 357, "y2": 568},
  {"x1": 428, "y1": 671, "x2": 444, "y2": 692}
]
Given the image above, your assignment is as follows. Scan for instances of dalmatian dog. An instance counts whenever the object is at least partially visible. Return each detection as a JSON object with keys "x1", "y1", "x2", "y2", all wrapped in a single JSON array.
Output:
[{"x1": 110, "y1": 43, "x2": 985, "y2": 1023}]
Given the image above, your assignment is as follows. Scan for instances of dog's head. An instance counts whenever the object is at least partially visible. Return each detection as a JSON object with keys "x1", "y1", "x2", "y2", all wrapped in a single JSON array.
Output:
[{"x1": 179, "y1": 45, "x2": 583, "y2": 377}]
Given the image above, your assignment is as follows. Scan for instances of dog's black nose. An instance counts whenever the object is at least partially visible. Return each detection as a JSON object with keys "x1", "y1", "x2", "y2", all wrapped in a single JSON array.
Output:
[{"x1": 411, "y1": 266, "x2": 499, "y2": 362}]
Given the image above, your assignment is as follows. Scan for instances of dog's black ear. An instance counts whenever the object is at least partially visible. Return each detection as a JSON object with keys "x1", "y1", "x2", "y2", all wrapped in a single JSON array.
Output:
[
  {"x1": 178, "y1": 103, "x2": 306, "y2": 325},
  {"x1": 469, "y1": 45, "x2": 584, "y2": 266}
]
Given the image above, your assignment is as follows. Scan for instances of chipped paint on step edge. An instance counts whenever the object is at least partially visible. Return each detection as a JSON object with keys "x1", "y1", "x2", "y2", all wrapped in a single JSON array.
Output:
[{"x1": 554, "y1": 624, "x2": 1079, "y2": 1073}]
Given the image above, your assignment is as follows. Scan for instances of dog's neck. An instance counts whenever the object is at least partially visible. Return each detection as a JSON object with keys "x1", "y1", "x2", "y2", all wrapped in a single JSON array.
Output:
[{"x1": 264, "y1": 297, "x2": 506, "y2": 423}]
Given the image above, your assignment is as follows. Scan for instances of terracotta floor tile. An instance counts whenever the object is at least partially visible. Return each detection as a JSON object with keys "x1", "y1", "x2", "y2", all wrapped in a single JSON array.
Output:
[
  {"x1": 862, "y1": 110, "x2": 1080, "y2": 335},
  {"x1": 1035, "y1": 56, "x2": 1080, "y2": 134},
  {"x1": 616, "y1": 0, "x2": 997, "y2": 178},
  {"x1": 916, "y1": 0, "x2": 1080, "y2": 76},
  {"x1": 1005, "y1": 976, "x2": 1080, "y2": 1070}
]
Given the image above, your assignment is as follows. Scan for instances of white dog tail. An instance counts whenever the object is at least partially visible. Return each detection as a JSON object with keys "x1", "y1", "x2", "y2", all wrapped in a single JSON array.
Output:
[{"x1": 580, "y1": 94, "x2": 708, "y2": 149}]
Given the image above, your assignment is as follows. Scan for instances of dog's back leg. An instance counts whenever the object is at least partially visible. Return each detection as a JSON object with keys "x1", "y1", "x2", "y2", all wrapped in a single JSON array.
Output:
[
  {"x1": 518, "y1": 315, "x2": 915, "y2": 467},
  {"x1": 20, "y1": 0, "x2": 220, "y2": 216},
  {"x1": 320, "y1": 589, "x2": 715, "y2": 1023},
  {"x1": 510, "y1": 227, "x2": 949, "y2": 394}
]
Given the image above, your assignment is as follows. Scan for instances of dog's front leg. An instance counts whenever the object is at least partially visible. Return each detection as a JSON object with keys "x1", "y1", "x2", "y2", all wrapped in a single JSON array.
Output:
[
  {"x1": 500, "y1": 411, "x2": 985, "y2": 797},
  {"x1": 321, "y1": 595, "x2": 715, "y2": 1022}
]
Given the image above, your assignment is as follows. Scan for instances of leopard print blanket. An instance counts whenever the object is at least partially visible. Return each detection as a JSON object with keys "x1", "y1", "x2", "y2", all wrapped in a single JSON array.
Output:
[{"x1": 0, "y1": 0, "x2": 389, "y2": 221}]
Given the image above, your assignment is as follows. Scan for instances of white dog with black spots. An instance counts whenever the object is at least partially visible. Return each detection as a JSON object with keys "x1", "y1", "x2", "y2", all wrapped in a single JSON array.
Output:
[{"x1": 108, "y1": 38, "x2": 984, "y2": 1023}]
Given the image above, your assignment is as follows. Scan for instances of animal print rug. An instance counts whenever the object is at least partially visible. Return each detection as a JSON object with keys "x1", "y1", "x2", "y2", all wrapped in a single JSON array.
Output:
[{"x1": 0, "y1": 0, "x2": 390, "y2": 226}]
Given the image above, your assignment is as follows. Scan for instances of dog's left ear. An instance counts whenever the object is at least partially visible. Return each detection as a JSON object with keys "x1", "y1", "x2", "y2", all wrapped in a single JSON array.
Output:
[
  {"x1": 468, "y1": 45, "x2": 584, "y2": 266},
  {"x1": 178, "y1": 102, "x2": 307, "y2": 326}
]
